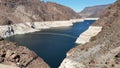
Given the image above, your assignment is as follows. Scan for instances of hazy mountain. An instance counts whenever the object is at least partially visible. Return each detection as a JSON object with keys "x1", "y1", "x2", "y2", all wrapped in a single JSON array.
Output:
[{"x1": 79, "y1": 4, "x2": 110, "y2": 18}]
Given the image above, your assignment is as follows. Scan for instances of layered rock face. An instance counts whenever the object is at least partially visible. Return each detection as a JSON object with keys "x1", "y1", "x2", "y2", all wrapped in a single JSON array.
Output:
[
  {"x1": 0, "y1": 0, "x2": 80, "y2": 25},
  {"x1": 79, "y1": 5, "x2": 109, "y2": 18},
  {"x1": 0, "y1": 40, "x2": 50, "y2": 68},
  {"x1": 60, "y1": 0, "x2": 120, "y2": 68}
]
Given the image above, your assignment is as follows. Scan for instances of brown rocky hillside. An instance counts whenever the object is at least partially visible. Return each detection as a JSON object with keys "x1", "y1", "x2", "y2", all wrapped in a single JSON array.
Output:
[
  {"x1": 0, "y1": 0, "x2": 80, "y2": 25},
  {"x1": 0, "y1": 39, "x2": 50, "y2": 68},
  {"x1": 62, "y1": 0, "x2": 120, "y2": 68}
]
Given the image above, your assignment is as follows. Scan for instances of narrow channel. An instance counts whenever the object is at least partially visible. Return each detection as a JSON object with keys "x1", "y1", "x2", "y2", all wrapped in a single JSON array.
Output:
[{"x1": 5, "y1": 20, "x2": 96, "y2": 68}]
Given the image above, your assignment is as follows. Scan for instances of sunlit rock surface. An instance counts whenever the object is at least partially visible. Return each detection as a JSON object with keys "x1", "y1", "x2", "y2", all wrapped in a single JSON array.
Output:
[
  {"x1": 60, "y1": 0, "x2": 120, "y2": 68},
  {"x1": 0, "y1": 41, "x2": 50, "y2": 68}
]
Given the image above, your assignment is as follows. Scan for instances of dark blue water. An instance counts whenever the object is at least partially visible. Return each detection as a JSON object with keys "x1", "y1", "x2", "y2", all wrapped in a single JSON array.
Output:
[{"x1": 5, "y1": 20, "x2": 96, "y2": 68}]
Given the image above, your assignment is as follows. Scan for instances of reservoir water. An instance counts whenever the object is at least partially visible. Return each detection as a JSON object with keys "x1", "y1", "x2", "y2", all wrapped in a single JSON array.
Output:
[{"x1": 6, "y1": 20, "x2": 96, "y2": 68}]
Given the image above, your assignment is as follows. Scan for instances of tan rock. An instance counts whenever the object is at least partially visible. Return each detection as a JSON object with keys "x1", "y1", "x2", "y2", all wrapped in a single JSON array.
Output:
[{"x1": 0, "y1": 41, "x2": 50, "y2": 68}]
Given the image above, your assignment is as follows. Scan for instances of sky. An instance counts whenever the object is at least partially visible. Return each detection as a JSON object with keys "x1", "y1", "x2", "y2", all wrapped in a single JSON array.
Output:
[{"x1": 44, "y1": 0, "x2": 116, "y2": 12}]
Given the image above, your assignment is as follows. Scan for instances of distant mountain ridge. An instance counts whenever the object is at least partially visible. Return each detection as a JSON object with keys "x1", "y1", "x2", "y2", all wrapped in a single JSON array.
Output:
[{"x1": 79, "y1": 4, "x2": 110, "y2": 18}]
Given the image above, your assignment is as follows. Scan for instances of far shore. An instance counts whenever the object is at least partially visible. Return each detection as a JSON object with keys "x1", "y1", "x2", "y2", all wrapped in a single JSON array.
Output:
[
  {"x1": 84, "y1": 18, "x2": 99, "y2": 20},
  {"x1": 0, "y1": 18, "x2": 99, "y2": 38}
]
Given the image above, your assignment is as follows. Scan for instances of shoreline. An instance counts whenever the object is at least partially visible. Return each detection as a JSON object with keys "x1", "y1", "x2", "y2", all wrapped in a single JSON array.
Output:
[
  {"x1": 84, "y1": 18, "x2": 99, "y2": 20},
  {"x1": 76, "y1": 26, "x2": 102, "y2": 44},
  {"x1": 0, "y1": 18, "x2": 99, "y2": 38},
  {"x1": 59, "y1": 26, "x2": 102, "y2": 68},
  {"x1": 0, "y1": 19, "x2": 84, "y2": 38}
]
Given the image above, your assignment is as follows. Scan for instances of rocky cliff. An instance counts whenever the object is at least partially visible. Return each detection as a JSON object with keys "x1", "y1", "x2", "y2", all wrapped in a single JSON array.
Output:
[
  {"x1": 60, "y1": 0, "x2": 120, "y2": 68},
  {"x1": 0, "y1": 39, "x2": 50, "y2": 68},
  {"x1": 0, "y1": 0, "x2": 80, "y2": 25},
  {"x1": 79, "y1": 5, "x2": 110, "y2": 18}
]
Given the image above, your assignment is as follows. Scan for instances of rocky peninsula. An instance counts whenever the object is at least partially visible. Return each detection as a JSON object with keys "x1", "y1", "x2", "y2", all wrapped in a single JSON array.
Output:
[{"x1": 76, "y1": 26, "x2": 102, "y2": 44}]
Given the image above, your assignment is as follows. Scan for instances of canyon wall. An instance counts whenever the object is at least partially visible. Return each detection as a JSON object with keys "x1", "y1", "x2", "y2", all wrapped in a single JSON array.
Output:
[
  {"x1": 60, "y1": 0, "x2": 120, "y2": 68},
  {"x1": 0, "y1": 0, "x2": 80, "y2": 25}
]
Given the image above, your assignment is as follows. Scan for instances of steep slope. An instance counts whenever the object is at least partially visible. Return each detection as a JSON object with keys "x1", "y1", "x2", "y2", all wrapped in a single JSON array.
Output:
[
  {"x1": 60, "y1": 0, "x2": 120, "y2": 68},
  {"x1": 0, "y1": 0, "x2": 80, "y2": 25},
  {"x1": 46, "y1": 2, "x2": 79, "y2": 21},
  {"x1": 79, "y1": 5, "x2": 110, "y2": 18},
  {"x1": 0, "y1": 40, "x2": 50, "y2": 68}
]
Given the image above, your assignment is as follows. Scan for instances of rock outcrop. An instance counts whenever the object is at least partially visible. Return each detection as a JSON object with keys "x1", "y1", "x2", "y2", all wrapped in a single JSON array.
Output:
[
  {"x1": 60, "y1": 0, "x2": 120, "y2": 68},
  {"x1": 79, "y1": 4, "x2": 110, "y2": 18},
  {"x1": 0, "y1": 40, "x2": 50, "y2": 68},
  {"x1": 0, "y1": 0, "x2": 80, "y2": 25},
  {"x1": 76, "y1": 26, "x2": 102, "y2": 44},
  {"x1": 0, "y1": 16, "x2": 12, "y2": 25}
]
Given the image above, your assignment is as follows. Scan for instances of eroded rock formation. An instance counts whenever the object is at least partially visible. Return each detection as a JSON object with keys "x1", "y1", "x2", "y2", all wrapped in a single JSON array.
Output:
[
  {"x1": 0, "y1": 40, "x2": 50, "y2": 68},
  {"x1": 60, "y1": 0, "x2": 120, "y2": 68}
]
